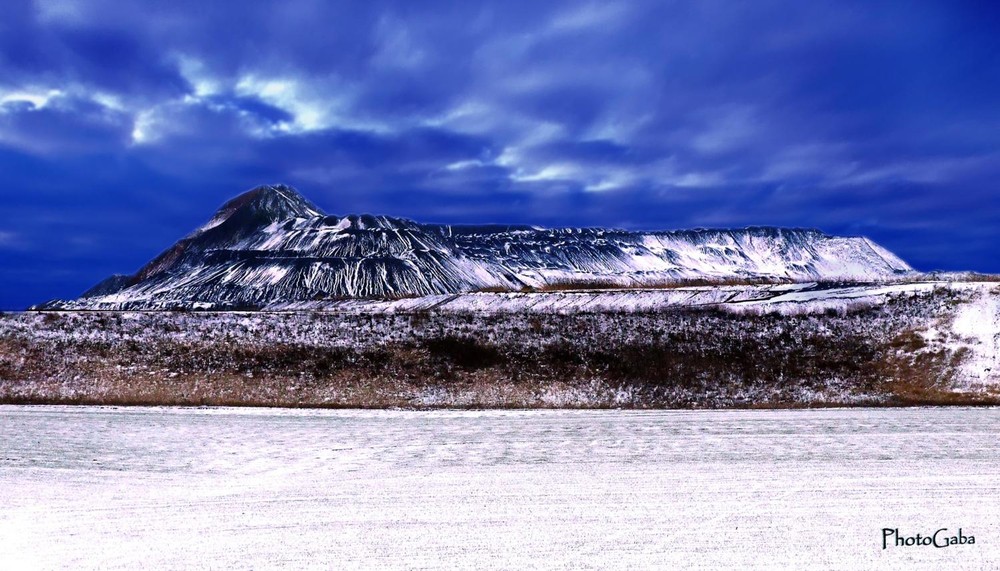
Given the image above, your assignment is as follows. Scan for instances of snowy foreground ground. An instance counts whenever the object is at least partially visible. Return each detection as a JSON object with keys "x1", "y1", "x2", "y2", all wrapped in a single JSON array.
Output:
[{"x1": 1, "y1": 406, "x2": 998, "y2": 569}]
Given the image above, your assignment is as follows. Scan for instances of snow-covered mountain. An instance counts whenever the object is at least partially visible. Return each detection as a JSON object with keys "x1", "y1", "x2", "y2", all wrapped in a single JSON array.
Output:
[{"x1": 38, "y1": 184, "x2": 914, "y2": 310}]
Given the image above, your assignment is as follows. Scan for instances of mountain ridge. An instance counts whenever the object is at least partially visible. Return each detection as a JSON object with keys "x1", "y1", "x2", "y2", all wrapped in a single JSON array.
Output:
[{"x1": 37, "y1": 184, "x2": 915, "y2": 310}]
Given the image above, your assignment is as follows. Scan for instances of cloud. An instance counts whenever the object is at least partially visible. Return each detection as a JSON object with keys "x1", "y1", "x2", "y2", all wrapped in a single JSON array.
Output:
[
  {"x1": 0, "y1": 93, "x2": 132, "y2": 154},
  {"x1": 2, "y1": 0, "x2": 1000, "y2": 308},
  {"x1": 0, "y1": 88, "x2": 65, "y2": 109}
]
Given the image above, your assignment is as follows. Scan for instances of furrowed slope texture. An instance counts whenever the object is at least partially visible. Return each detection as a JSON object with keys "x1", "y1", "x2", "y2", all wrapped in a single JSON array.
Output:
[{"x1": 43, "y1": 184, "x2": 914, "y2": 310}]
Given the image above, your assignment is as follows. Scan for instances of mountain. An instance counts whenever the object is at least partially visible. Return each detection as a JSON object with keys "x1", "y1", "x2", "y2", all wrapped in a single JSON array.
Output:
[{"x1": 36, "y1": 184, "x2": 914, "y2": 310}]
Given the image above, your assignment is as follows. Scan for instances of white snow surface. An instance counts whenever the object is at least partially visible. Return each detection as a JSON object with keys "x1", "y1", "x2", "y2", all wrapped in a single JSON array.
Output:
[
  {"x1": 1, "y1": 406, "x2": 998, "y2": 569},
  {"x1": 950, "y1": 287, "x2": 1000, "y2": 389}
]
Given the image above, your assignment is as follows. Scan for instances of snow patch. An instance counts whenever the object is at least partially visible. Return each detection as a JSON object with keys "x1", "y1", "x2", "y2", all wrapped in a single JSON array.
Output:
[{"x1": 951, "y1": 290, "x2": 1000, "y2": 387}]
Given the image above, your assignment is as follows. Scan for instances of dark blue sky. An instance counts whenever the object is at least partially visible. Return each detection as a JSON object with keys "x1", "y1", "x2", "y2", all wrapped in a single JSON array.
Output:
[{"x1": 2, "y1": 0, "x2": 999, "y2": 308}]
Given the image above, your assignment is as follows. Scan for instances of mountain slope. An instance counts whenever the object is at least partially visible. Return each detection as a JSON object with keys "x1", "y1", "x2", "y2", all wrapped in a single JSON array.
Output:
[{"x1": 38, "y1": 184, "x2": 914, "y2": 310}]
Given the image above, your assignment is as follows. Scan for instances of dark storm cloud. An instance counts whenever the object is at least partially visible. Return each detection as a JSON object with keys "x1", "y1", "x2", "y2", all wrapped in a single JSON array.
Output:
[{"x1": 1, "y1": 0, "x2": 999, "y2": 308}]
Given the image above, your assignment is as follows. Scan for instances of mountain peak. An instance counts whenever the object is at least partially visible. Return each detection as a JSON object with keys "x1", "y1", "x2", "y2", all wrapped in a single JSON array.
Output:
[
  {"x1": 229, "y1": 183, "x2": 323, "y2": 219},
  {"x1": 196, "y1": 184, "x2": 324, "y2": 236}
]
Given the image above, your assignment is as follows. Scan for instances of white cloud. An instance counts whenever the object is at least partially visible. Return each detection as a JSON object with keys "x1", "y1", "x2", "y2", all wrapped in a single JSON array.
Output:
[
  {"x1": 126, "y1": 70, "x2": 393, "y2": 144},
  {"x1": 429, "y1": 102, "x2": 562, "y2": 145},
  {"x1": 666, "y1": 172, "x2": 725, "y2": 188},
  {"x1": 33, "y1": 0, "x2": 87, "y2": 24},
  {"x1": 424, "y1": 100, "x2": 490, "y2": 129},
  {"x1": 548, "y1": 3, "x2": 630, "y2": 34},
  {"x1": 0, "y1": 88, "x2": 65, "y2": 110},
  {"x1": 176, "y1": 56, "x2": 222, "y2": 97},
  {"x1": 91, "y1": 92, "x2": 125, "y2": 111},
  {"x1": 236, "y1": 76, "x2": 310, "y2": 127},
  {"x1": 427, "y1": 101, "x2": 575, "y2": 186},
  {"x1": 128, "y1": 98, "x2": 274, "y2": 144},
  {"x1": 443, "y1": 159, "x2": 486, "y2": 171},
  {"x1": 584, "y1": 172, "x2": 635, "y2": 192},
  {"x1": 130, "y1": 108, "x2": 157, "y2": 143},
  {"x1": 235, "y1": 74, "x2": 388, "y2": 134},
  {"x1": 511, "y1": 163, "x2": 579, "y2": 183},
  {"x1": 0, "y1": 84, "x2": 136, "y2": 118}
]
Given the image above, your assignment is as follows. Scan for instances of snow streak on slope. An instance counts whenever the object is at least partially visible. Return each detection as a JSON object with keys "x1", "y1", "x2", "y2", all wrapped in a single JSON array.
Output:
[{"x1": 40, "y1": 184, "x2": 914, "y2": 310}]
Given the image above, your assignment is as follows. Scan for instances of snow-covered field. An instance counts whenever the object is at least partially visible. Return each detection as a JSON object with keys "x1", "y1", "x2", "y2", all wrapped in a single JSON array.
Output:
[{"x1": 1, "y1": 406, "x2": 997, "y2": 569}]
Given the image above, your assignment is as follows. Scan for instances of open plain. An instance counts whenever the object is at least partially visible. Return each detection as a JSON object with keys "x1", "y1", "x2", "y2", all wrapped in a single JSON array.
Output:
[{"x1": 1, "y1": 406, "x2": 998, "y2": 569}]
